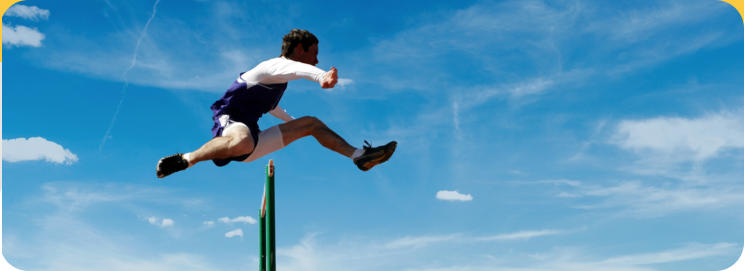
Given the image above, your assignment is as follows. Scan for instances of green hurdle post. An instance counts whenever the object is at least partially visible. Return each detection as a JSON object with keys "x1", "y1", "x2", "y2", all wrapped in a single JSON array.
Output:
[{"x1": 259, "y1": 160, "x2": 276, "y2": 271}]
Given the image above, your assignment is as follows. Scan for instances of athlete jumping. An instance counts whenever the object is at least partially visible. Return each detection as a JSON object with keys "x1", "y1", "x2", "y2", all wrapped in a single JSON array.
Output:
[{"x1": 156, "y1": 29, "x2": 397, "y2": 178}]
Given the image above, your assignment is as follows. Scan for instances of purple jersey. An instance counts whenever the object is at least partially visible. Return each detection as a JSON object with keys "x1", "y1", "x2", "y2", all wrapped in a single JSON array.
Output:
[{"x1": 210, "y1": 80, "x2": 288, "y2": 135}]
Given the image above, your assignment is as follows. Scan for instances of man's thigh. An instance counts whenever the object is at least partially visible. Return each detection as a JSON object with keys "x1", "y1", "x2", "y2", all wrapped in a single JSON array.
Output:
[
  {"x1": 278, "y1": 116, "x2": 316, "y2": 145},
  {"x1": 223, "y1": 121, "x2": 255, "y2": 150}
]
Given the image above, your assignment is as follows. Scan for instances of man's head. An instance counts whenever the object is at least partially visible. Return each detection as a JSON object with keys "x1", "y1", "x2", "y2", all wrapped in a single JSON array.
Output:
[{"x1": 281, "y1": 29, "x2": 319, "y2": 66}]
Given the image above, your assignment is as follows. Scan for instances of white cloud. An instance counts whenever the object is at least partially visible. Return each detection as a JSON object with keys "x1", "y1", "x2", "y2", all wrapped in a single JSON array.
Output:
[
  {"x1": 2, "y1": 137, "x2": 77, "y2": 165},
  {"x1": 203, "y1": 221, "x2": 215, "y2": 227},
  {"x1": 224, "y1": 229, "x2": 243, "y2": 238},
  {"x1": 337, "y1": 78, "x2": 353, "y2": 87},
  {"x1": 2, "y1": 24, "x2": 45, "y2": 48},
  {"x1": 612, "y1": 111, "x2": 744, "y2": 162},
  {"x1": 161, "y1": 218, "x2": 174, "y2": 227},
  {"x1": 436, "y1": 190, "x2": 473, "y2": 202},
  {"x1": 5, "y1": 4, "x2": 50, "y2": 20},
  {"x1": 148, "y1": 217, "x2": 174, "y2": 228},
  {"x1": 217, "y1": 216, "x2": 256, "y2": 224}
]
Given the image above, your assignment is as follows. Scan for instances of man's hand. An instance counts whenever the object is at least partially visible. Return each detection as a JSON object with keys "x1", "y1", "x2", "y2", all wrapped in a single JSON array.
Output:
[{"x1": 321, "y1": 67, "x2": 338, "y2": 88}]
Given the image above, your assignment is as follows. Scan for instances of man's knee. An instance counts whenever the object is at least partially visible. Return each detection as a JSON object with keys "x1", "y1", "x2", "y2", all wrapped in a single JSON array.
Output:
[
  {"x1": 297, "y1": 115, "x2": 319, "y2": 124},
  {"x1": 297, "y1": 116, "x2": 324, "y2": 130},
  {"x1": 279, "y1": 116, "x2": 326, "y2": 141}
]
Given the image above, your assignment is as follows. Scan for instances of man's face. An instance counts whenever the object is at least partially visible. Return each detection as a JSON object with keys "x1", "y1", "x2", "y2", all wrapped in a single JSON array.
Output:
[{"x1": 294, "y1": 43, "x2": 319, "y2": 66}]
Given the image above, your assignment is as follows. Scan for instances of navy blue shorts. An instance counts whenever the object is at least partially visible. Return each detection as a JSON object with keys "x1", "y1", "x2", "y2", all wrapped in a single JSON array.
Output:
[{"x1": 210, "y1": 115, "x2": 260, "y2": 167}]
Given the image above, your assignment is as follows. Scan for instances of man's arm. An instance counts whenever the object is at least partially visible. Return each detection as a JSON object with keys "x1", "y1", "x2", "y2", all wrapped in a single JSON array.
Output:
[
  {"x1": 269, "y1": 105, "x2": 294, "y2": 122},
  {"x1": 243, "y1": 58, "x2": 337, "y2": 88}
]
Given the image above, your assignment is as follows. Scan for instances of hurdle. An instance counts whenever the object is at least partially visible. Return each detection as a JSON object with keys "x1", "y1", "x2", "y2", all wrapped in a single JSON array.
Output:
[{"x1": 259, "y1": 160, "x2": 276, "y2": 271}]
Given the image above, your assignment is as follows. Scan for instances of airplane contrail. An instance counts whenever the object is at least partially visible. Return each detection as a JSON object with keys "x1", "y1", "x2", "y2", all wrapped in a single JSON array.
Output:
[{"x1": 99, "y1": 0, "x2": 161, "y2": 152}]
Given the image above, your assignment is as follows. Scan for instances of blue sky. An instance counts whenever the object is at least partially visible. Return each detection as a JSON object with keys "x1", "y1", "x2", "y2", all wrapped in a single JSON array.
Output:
[{"x1": 2, "y1": 0, "x2": 744, "y2": 270}]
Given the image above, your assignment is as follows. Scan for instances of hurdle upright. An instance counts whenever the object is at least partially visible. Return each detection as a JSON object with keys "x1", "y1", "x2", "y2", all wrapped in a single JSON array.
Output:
[{"x1": 259, "y1": 160, "x2": 276, "y2": 271}]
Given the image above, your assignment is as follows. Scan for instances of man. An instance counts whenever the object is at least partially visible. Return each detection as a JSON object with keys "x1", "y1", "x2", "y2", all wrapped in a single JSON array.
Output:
[{"x1": 156, "y1": 29, "x2": 396, "y2": 178}]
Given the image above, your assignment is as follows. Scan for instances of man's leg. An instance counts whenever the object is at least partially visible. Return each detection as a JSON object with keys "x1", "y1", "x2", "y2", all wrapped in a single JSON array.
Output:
[
  {"x1": 277, "y1": 116, "x2": 396, "y2": 171},
  {"x1": 278, "y1": 116, "x2": 356, "y2": 157},
  {"x1": 186, "y1": 123, "x2": 255, "y2": 165},
  {"x1": 156, "y1": 123, "x2": 255, "y2": 178}
]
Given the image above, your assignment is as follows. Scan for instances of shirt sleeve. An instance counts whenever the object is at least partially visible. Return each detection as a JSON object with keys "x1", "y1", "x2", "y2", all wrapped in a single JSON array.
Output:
[{"x1": 240, "y1": 57, "x2": 328, "y2": 84}]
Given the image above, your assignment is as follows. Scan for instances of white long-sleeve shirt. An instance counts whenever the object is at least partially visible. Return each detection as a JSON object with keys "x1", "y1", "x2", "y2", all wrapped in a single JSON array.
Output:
[{"x1": 237, "y1": 56, "x2": 328, "y2": 85}]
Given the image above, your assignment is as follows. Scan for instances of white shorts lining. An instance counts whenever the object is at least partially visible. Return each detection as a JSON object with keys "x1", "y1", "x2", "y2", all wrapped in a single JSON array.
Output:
[
  {"x1": 218, "y1": 114, "x2": 285, "y2": 163},
  {"x1": 242, "y1": 125, "x2": 285, "y2": 162}
]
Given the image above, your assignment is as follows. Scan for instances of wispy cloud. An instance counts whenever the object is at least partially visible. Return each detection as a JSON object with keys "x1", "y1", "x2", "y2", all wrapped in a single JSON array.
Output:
[
  {"x1": 385, "y1": 229, "x2": 566, "y2": 250},
  {"x1": 521, "y1": 243, "x2": 736, "y2": 271},
  {"x1": 21, "y1": 214, "x2": 219, "y2": 271},
  {"x1": 366, "y1": 0, "x2": 581, "y2": 93},
  {"x1": 39, "y1": 182, "x2": 207, "y2": 214},
  {"x1": 549, "y1": 179, "x2": 744, "y2": 217},
  {"x1": 277, "y1": 232, "x2": 734, "y2": 271},
  {"x1": 2, "y1": 137, "x2": 78, "y2": 165},
  {"x1": 452, "y1": 101, "x2": 461, "y2": 138},
  {"x1": 365, "y1": 0, "x2": 732, "y2": 109},
  {"x1": 436, "y1": 190, "x2": 473, "y2": 202},
  {"x1": 99, "y1": 0, "x2": 161, "y2": 152},
  {"x1": 601, "y1": 242, "x2": 736, "y2": 266},
  {"x1": 584, "y1": 1, "x2": 723, "y2": 43},
  {"x1": 28, "y1": 1, "x2": 270, "y2": 92},
  {"x1": 373, "y1": 0, "x2": 736, "y2": 176},
  {"x1": 5, "y1": 182, "x2": 227, "y2": 270},
  {"x1": 385, "y1": 234, "x2": 462, "y2": 249},
  {"x1": 477, "y1": 229, "x2": 564, "y2": 241}
]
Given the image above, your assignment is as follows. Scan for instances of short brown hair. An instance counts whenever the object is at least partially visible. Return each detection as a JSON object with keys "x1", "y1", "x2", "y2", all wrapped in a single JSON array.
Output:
[{"x1": 280, "y1": 29, "x2": 318, "y2": 57}]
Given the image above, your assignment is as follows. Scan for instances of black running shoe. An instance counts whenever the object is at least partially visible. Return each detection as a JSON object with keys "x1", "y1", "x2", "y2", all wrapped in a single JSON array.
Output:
[
  {"x1": 353, "y1": 140, "x2": 397, "y2": 171},
  {"x1": 156, "y1": 153, "x2": 189, "y2": 178}
]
